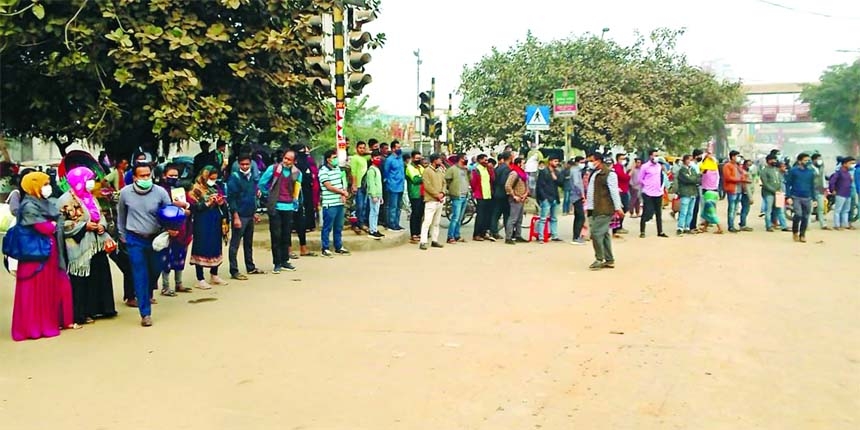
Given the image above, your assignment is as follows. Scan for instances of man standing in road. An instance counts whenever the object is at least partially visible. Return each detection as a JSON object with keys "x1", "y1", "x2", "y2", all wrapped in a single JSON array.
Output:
[
  {"x1": 612, "y1": 153, "x2": 631, "y2": 235},
  {"x1": 349, "y1": 141, "x2": 370, "y2": 235},
  {"x1": 405, "y1": 151, "x2": 424, "y2": 243},
  {"x1": 810, "y1": 153, "x2": 830, "y2": 230},
  {"x1": 568, "y1": 156, "x2": 587, "y2": 244},
  {"x1": 535, "y1": 155, "x2": 564, "y2": 242},
  {"x1": 227, "y1": 154, "x2": 265, "y2": 279},
  {"x1": 785, "y1": 153, "x2": 817, "y2": 243},
  {"x1": 383, "y1": 140, "x2": 405, "y2": 231},
  {"x1": 117, "y1": 163, "x2": 174, "y2": 327},
  {"x1": 504, "y1": 156, "x2": 530, "y2": 244},
  {"x1": 722, "y1": 150, "x2": 746, "y2": 233},
  {"x1": 586, "y1": 153, "x2": 624, "y2": 270},
  {"x1": 319, "y1": 150, "x2": 351, "y2": 256},
  {"x1": 259, "y1": 150, "x2": 302, "y2": 273},
  {"x1": 444, "y1": 154, "x2": 470, "y2": 244},
  {"x1": 470, "y1": 154, "x2": 496, "y2": 241},
  {"x1": 490, "y1": 151, "x2": 512, "y2": 240},
  {"x1": 638, "y1": 149, "x2": 668, "y2": 238},
  {"x1": 419, "y1": 154, "x2": 447, "y2": 250}
]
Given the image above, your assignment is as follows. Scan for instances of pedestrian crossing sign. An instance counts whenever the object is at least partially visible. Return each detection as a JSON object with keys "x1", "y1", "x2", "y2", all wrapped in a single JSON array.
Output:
[{"x1": 525, "y1": 105, "x2": 551, "y2": 131}]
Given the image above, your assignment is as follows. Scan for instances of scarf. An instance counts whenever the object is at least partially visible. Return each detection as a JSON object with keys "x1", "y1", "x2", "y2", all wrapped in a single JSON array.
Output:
[
  {"x1": 66, "y1": 166, "x2": 100, "y2": 222},
  {"x1": 18, "y1": 172, "x2": 60, "y2": 224},
  {"x1": 190, "y1": 165, "x2": 219, "y2": 203},
  {"x1": 510, "y1": 164, "x2": 528, "y2": 182}
]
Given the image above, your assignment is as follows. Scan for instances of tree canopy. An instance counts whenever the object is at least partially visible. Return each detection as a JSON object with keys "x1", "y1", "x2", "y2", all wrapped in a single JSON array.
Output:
[
  {"x1": 0, "y1": 0, "x2": 381, "y2": 157},
  {"x1": 802, "y1": 60, "x2": 860, "y2": 150},
  {"x1": 453, "y1": 29, "x2": 744, "y2": 155},
  {"x1": 310, "y1": 95, "x2": 395, "y2": 155}
]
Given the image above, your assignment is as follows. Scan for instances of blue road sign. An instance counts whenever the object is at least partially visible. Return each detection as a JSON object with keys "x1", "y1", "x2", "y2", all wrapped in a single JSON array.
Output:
[{"x1": 525, "y1": 105, "x2": 551, "y2": 131}]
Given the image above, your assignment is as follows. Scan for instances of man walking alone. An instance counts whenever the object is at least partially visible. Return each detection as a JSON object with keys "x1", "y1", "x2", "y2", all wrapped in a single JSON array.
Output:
[{"x1": 586, "y1": 153, "x2": 624, "y2": 270}]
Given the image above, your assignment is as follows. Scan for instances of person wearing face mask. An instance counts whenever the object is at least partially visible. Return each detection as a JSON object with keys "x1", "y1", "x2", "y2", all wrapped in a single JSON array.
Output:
[
  {"x1": 785, "y1": 153, "x2": 817, "y2": 243},
  {"x1": 675, "y1": 155, "x2": 701, "y2": 235},
  {"x1": 470, "y1": 153, "x2": 497, "y2": 241},
  {"x1": 612, "y1": 153, "x2": 631, "y2": 235},
  {"x1": 638, "y1": 149, "x2": 668, "y2": 238},
  {"x1": 760, "y1": 154, "x2": 787, "y2": 232},
  {"x1": 260, "y1": 150, "x2": 304, "y2": 271},
  {"x1": 586, "y1": 152, "x2": 624, "y2": 270},
  {"x1": 504, "y1": 156, "x2": 530, "y2": 244},
  {"x1": 157, "y1": 165, "x2": 193, "y2": 294},
  {"x1": 628, "y1": 158, "x2": 643, "y2": 218},
  {"x1": 365, "y1": 151, "x2": 385, "y2": 239},
  {"x1": 382, "y1": 140, "x2": 406, "y2": 230},
  {"x1": 445, "y1": 153, "x2": 472, "y2": 243},
  {"x1": 809, "y1": 154, "x2": 830, "y2": 230},
  {"x1": 227, "y1": 154, "x2": 265, "y2": 279},
  {"x1": 189, "y1": 166, "x2": 229, "y2": 288},
  {"x1": 117, "y1": 163, "x2": 174, "y2": 327},
  {"x1": 319, "y1": 149, "x2": 351, "y2": 256},
  {"x1": 10, "y1": 171, "x2": 76, "y2": 340},
  {"x1": 57, "y1": 166, "x2": 118, "y2": 326},
  {"x1": 829, "y1": 156, "x2": 856, "y2": 231},
  {"x1": 418, "y1": 153, "x2": 448, "y2": 250},
  {"x1": 721, "y1": 150, "x2": 747, "y2": 233},
  {"x1": 290, "y1": 144, "x2": 320, "y2": 258},
  {"x1": 687, "y1": 149, "x2": 704, "y2": 231},
  {"x1": 566, "y1": 156, "x2": 586, "y2": 244}
]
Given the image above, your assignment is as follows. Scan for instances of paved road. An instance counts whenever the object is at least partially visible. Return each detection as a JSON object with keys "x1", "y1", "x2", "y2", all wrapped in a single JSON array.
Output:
[{"x1": 0, "y1": 212, "x2": 858, "y2": 429}]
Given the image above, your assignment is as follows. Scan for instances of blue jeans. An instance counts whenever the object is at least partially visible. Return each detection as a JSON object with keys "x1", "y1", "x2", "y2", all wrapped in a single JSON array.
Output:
[
  {"x1": 369, "y1": 197, "x2": 381, "y2": 233},
  {"x1": 562, "y1": 189, "x2": 572, "y2": 214},
  {"x1": 740, "y1": 193, "x2": 751, "y2": 227},
  {"x1": 126, "y1": 232, "x2": 163, "y2": 317},
  {"x1": 537, "y1": 199, "x2": 559, "y2": 240},
  {"x1": 726, "y1": 192, "x2": 741, "y2": 229},
  {"x1": 321, "y1": 205, "x2": 345, "y2": 251},
  {"x1": 833, "y1": 195, "x2": 851, "y2": 228},
  {"x1": 814, "y1": 194, "x2": 827, "y2": 228},
  {"x1": 355, "y1": 188, "x2": 368, "y2": 227},
  {"x1": 387, "y1": 191, "x2": 403, "y2": 228},
  {"x1": 448, "y1": 196, "x2": 467, "y2": 240},
  {"x1": 762, "y1": 194, "x2": 787, "y2": 230},
  {"x1": 678, "y1": 196, "x2": 695, "y2": 230}
]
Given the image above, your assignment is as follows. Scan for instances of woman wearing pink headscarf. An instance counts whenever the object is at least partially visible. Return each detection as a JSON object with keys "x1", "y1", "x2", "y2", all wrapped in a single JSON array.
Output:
[{"x1": 57, "y1": 166, "x2": 118, "y2": 325}]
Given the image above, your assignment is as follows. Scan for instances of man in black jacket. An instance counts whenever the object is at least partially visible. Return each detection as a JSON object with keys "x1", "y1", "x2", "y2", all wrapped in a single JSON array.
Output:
[
  {"x1": 535, "y1": 155, "x2": 564, "y2": 242},
  {"x1": 490, "y1": 151, "x2": 512, "y2": 240}
]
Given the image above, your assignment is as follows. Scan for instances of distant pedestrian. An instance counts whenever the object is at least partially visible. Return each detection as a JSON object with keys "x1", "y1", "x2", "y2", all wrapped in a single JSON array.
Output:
[
  {"x1": 785, "y1": 153, "x2": 817, "y2": 243},
  {"x1": 366, "y1": 151, "x2": 385, "y2": 239},
  {"x1": 419, "y1": 154, "x2": 447, "y2": 250},
  {"x1": 227, "y1": 154, "x2": 265, "y2": 279},
  {"x1": 638, "y1": 149, "x2": 668, "y2": 238},
  {"x1": 585, "y1": 153, "x2": 624, "y2": 270},
  {"x1": 504, "y1": 157, "x2": 530, "y2": 244},
  {"x1": 319, "y1": 150, "x2": 351, "y2": 256}
]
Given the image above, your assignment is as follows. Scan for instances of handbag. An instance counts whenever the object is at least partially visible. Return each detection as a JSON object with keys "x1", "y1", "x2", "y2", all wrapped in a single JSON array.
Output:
[{"x1": 2, "y1": 224, "x2": 52, "y2": 262}]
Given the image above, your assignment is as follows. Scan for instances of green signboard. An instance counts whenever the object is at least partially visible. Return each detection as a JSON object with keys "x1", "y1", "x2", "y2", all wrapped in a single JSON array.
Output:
[{"x1": 553, "y1": 88, "x2": 578, "y2": 118}]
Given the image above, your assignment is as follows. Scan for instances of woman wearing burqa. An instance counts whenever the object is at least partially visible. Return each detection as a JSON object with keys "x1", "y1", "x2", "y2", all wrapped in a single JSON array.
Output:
[
  {"x1": 57, "y1": 166, "x2": 118, "y2": 325},
  {"x1": 11, "y1": 172, "x2": 75, "y2": 341},
  {"x1": 291, "y1": 144, "x2": 320, "y2": 257}
]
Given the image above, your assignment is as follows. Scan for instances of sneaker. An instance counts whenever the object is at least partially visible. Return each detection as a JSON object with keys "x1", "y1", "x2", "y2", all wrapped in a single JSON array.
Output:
[
  {"x1": 321, "y1": 249, "x2": 333, "y2": 257},
  {"x1": 272, "y1": 266, "x2": 281, "y2": 274},
  {"x1": 335, "y1": 248, "x2": 351, "y2": 256},
  {"x1": 793, "y1": 233, "x2": 800, "y2": 242},
  {"x1": 570, "y1": 238, "x2": 586, "y2": 245},
  {"x1": 639, "y1": 233, "x2": 646, "y2": 238},
  {"x1": 196, "y1": 280, "x2": 213, "y2": 290},
  {"x1": 231, "y1": 273, "x2": 249, "y2": 281},
  {"x1": 766, "y1": 228, "x2": 774, "y2": 232},
  {"x1": 515, "y1": 237, "x2": 528, "y2": 243},
  {"x1": 781, "y1": 228, "x2": 791, "y2": 232},
  {"x1": 602, "y1": 261, "x2": 615, "y2": 269},
  {"x1": 676, "y1": 229, "x2": 684, "y2": 236},
  {"x1": 210, "y1": 275, "x2": 229, "y2": 285},
  {"x1": 822, "y1": 226, "x2": 831, "y2": 231},
  {"x1": 616, "y1": 228, "x2": 629, "y2": 234},
  {"x1": 550, "y1": 237, "x2": 563, "y2": 242},
  {"x1": 390, "y1": 227, "x2": 404, "y2": 231},
  {"x1": 799, "y1": 235, "x2": 807, "y2": 243},
  {"x1": 657, "y1": 233, "x2": 669, "y2": 238},
  {"x1": 491, "y1": 233, "x2": 503, "y2": 240},
  {"x1": 588, "y1": 261, "x2": 604, "y2": 270},
  {"x1": 483, "y1": 233, "x2": 496, "y2": 242},
  {"x1": 431, "y1": 241, "x2": 444, "y2": 248},
  {"x1": 419, "y1": 243, "x2": 428, "y2": 250},
  {"x1": 369, "y1": 231, "x2": 383, "y2": 240},
  {"x1": 141, "y1": 316, "x2": 153, "y2": 327},
  {"x1": 282, "y1": 262, "x2": 297, "y2": 271},
  {"x1": 505, "y1": 239, "x2": 516, "y2": 245},
  {"x1": 741, "y1": 226, "x2": 753, "y2": 232}
]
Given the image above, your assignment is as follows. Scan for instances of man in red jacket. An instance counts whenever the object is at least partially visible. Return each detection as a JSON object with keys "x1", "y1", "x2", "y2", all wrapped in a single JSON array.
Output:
[{"x1": 612, "y1": 153, "x2": 631, "y2": 235}]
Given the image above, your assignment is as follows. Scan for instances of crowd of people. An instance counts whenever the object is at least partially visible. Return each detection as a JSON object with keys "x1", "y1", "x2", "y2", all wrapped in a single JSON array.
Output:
[{"x1": 2, "y1": 137, "x2": 858, "y2": 341}]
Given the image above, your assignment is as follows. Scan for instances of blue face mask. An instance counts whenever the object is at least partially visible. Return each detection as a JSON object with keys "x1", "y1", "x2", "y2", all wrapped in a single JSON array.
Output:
[{"x1": 164, "y1": 177, "x2": 179, "y2": 187}]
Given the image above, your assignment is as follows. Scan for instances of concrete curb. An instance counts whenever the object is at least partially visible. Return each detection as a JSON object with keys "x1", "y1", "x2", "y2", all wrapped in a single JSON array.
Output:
[{"x1": 251, "y1": 224, "x2": 411, "y2": 252}]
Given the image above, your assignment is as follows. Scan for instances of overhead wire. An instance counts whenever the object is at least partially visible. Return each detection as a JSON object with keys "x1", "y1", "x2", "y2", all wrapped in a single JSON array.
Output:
[{"x1": 753, "y1": 0, "x2": 860, "y2": 20}]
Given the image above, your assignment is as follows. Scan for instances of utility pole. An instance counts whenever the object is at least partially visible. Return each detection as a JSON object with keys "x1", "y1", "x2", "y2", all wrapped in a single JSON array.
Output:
[
  {"x1": 447, "y1": 92, "x2": 453, "y2": 153},
  {"x1": 413, "y1": 50, "x2": 422, "y2": 112},
  {"x1": 430, "y1": 77, "x2": 439, "y2": 153},
  {"x1": 333, "y1": 5, "x2": 347, "y2": 166}
]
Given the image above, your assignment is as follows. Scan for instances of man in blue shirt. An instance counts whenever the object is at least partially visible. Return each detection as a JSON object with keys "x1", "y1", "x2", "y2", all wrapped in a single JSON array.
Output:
[
  {"x1": 785, "y1": 152, "x2": 816, "y2": 243},
  {"x1": 227, "y1": 154, "x2": 264, "y2": 280},
  {"x1": 383, "y1": 140, "x2": 406, "y2": 230}
]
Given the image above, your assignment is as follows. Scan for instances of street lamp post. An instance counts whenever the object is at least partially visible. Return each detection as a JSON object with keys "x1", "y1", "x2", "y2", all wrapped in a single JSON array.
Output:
[
  {"x1": 601, "y1": 27, "x2": 610, "y2": 39},
  {"x1": 413, "y1": 49, "x2": 422, "y2": 111}
]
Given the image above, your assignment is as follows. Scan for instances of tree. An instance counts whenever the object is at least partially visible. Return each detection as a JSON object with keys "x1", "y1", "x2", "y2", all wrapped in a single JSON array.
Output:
[
  {"x1": 310, "y1": 95, "x2": 395, "y2": 155},
  {"x1": 454, "y1": 29, "x2": 744, "y2": 154},
  {"x1": 802, "y1": 61, "x2": 860, "y2": 153},
  {"x1": 0, "y1": 0, "x2": 384, "y2": 157}
]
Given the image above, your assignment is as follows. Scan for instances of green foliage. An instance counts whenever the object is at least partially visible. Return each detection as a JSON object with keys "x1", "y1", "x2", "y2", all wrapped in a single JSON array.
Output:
[
  {"x1": 454, "y1": 29, "x2": 745, "y2": 154},
  {"x1": 310, "y1": 95, "x2": 394, "y2": 155},
  {"x1": 802, "y1": 61, "x2": 860, "y2": 149},
  {"x1": 0, "y1": 0, "x2": 383, "y2": 156}
]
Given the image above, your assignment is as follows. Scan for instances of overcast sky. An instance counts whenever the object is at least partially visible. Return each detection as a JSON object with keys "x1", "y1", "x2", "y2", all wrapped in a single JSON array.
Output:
[{"x1": 360, "y1": 0, "x2": 860, "y2": 116}]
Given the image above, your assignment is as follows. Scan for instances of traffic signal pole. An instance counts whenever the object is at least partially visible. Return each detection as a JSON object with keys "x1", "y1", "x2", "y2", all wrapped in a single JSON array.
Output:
[
  {"x1": 430, "y1": 77, "x2": 438, "y2": 153},
  {"x1": 333, "y1": 4, "x2": 347, "y2": 166}
]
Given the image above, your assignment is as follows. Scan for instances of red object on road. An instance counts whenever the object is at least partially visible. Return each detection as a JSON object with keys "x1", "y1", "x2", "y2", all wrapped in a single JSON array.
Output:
[{"x1": 528, "y1": 216, "x2": 550, "y2": 243}]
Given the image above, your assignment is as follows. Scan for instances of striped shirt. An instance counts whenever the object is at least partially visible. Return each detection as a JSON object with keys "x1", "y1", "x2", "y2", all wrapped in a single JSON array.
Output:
[{"x1": 319, "y1": 164, "x2": 345, "y2": 207}]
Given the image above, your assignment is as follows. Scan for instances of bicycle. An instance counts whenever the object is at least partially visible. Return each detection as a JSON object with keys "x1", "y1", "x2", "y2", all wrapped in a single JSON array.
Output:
[{"x1": 442, "y1": 193, "x2": 476, "y2": 226}]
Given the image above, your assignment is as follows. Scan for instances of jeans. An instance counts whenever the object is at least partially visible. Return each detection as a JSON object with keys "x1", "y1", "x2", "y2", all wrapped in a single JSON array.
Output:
[
  {"x1": 640, "y1": 195, "x2": 664, "y2": 235},
  {"x1": 387, "y1": 191, "x2": 403, "y2": 228},
  {"x1": 792, "y1": 196, "x2": 811, "y2": 236},
  {"x1": 589, "y1": 215, "x2": 614, "y2": 263},
  {"x1": 615, "y1": 192, "x2": 630, "y2": 232},
  {"x1": 562, "y1": 189, "x2": 572, "y2": 214},
  {"x1": 490, "y1": 198, "x2": 510, "y2": 235},
  {"x1": 506, "y1": 199, "x2": 524, "y2": 240},
  {"x1": 833, "y1": 195, "x2": 851, "y2": 228},
  {"x1": 409, "y1": 198, "x2": 424, "y2": 237},
  {"x1": 369, "y1": 197, "x2": 382, "y2": 233},
  {"x1": 354, "y1": 188, "x2": 368, "y2": 228},
  {"x1": 572, "y1": 199, "x2": 585, "y2": 240},
  {"x1": 420, "y1": 200, "x2": 443, "y2": 244},
  {"x1": 740, "y1": 193, "x2": 751, "y2": 228},
  {"x1": 269, "y1": 209, "x2": 293, "y2": 266},
  {"x1": 109, "y1": 247, "x2": 137, "y2": 302},
  {"x1": 536, "y1": 199, "x2": 559, "y2": 240},
  {"x1": 814, "y1": 194, "x2": 828, "y2": 228},
  {"x1": 474, "y1": 199, "x2": 493, "y2": 237},
  {"x1": 448, "y1": 196, "x2": 467, "y2": 240},
  {"x1": 689, "y1": 193, "x2": 701, "y2": 231},
  {"x1": 322, "y1": 205, "x2": 345, "y2": 250},
  {"x1": 762, "y1": 194, "x2": 787, "y2": 230},
  {"x1": 726, "y1": 192, "x2": 741, "y2": 229},
  {"x1": 678, "y1": 196, "x2": 695, "y2": 231},
  {"x1": 126, "y1": 232, "x2": 162, "y2": 317},
  {"x1": 229, "y1": 215, "x2": 256, "y2": 275}
]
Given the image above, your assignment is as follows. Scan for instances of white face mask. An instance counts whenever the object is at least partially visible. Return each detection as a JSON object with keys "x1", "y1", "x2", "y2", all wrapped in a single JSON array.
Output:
[
  {"x1": 587, "y1": 162, "x2": 596, "y2": 170},
  {"x1": 207, "y1": 179, "x2": 217, "y2": 187},
  {"x1": 41, "y1": 185, "x2": 53, "y2": 199},
  {"x1": 85, "y1": 179, "x2": 96, "y2": 191},
  {"x1": 239, "y1": 167, "x2": 251, "y2": 175}
]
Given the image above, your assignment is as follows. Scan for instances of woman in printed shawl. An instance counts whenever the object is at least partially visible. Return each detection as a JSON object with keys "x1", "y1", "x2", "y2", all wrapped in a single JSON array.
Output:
[
  {"x1": 57, "y1": 166, "x2": 118, "y2": 325},
  {"x1": 11, "y1": 172, "x2": 75, "y2": 341},
  {"x1": 188, "y1": 166, "x2": 228, "y2": 289}
]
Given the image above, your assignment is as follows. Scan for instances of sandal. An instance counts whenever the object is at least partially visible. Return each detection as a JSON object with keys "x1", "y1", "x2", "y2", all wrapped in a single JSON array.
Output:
[
  {"x1": 299, "y1": 252, "x2": 318, "y2": 257},
  {"x1": 247, "y1": 268, "x2": 266, "y2": 274},
  {"x1": 176, "y1": 284, "x2": 193, "y2": 293},
  {"x1": 160, "y1": 289, "x2": 177, "y2": 297},
  {"x1": 289, "y1": 252, "x2": 300, "y2": 260},
  {"x1": 85, "y1": 317, "x2": 95, "y2": 324}
]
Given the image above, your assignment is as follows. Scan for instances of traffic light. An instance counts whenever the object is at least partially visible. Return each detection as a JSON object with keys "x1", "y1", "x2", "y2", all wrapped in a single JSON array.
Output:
[
  {"x1": 433, "y1": 120, "x2": 443, "y2": 139},
  {"x1": 345, "y1": 7, "x2": 375, "y2": 97},
  {"x1": 303, "y1": 13, "x2": 333, "y2": 97},
  {"x1": 418, "y1": 92, "x2": 432, "y2": 117}
]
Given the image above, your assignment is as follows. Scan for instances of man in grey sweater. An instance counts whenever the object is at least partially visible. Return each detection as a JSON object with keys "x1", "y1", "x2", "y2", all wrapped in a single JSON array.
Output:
[{"x1": 118, "y1": 164, "x2": 173, "y2": 327}]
